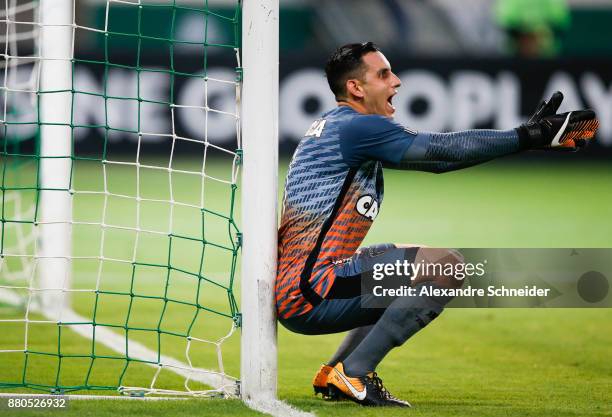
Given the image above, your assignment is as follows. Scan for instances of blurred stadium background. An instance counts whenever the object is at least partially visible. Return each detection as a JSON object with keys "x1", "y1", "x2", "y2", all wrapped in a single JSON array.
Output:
[
  {"x1": 1, "y1": 0, "x2": 611, "y2": 416},
  {"x1": 79, "y1": 0, "x2": 612, "y2": 156},
  {"x1": 5, "y1": 0, "x2": 612, "y2": 156}
]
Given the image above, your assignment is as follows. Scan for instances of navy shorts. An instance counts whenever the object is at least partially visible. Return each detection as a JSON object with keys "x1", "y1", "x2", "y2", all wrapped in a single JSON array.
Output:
[{"x1": 279, "y1": 244, "x2": 419, "y2": 335}]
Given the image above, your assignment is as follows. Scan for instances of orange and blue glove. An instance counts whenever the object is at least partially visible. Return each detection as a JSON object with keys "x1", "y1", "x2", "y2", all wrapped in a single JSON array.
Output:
[{"x1": 517, "y1": 91, "x2": 599, "y2": 151}]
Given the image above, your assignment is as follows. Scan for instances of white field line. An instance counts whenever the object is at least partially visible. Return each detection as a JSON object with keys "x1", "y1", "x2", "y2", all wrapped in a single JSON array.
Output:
[
  {"x1": 0, "y1": 288, "x2": 236, "y2": 397},
  {"x1": 246, "y1": 398, "x2": 316, "y2": 417}
]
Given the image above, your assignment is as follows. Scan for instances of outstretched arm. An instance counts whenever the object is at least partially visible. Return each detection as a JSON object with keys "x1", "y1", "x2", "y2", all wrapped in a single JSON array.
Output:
[
  {"x1": 383, "y1": 129, "x2": 522, "y2": 173},
  {"x1": 340, "y1": 115, "x2": 525, "y2": 172},
  {"x1": 339, "y1": 92, "x2": 598, "y2": 173}
]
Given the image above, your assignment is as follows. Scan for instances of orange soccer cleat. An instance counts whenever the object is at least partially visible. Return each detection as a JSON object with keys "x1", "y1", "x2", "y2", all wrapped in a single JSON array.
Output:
[{"x1": 327, "y1": 362, "x2": 411, "y2": 407}]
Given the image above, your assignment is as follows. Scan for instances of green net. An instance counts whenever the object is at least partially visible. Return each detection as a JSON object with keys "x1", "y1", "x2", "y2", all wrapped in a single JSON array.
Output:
[{"x1": 1, "y1": 0, "x2": 242, "y2": 397}]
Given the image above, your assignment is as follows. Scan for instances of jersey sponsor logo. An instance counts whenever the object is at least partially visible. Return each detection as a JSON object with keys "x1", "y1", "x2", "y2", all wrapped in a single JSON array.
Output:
[
  {"x1": 356, "y1": 195, "x2": 379, "y2": 221},
  {"x1": 305, "y1": 119, "x2": 327, "y2": 138}
]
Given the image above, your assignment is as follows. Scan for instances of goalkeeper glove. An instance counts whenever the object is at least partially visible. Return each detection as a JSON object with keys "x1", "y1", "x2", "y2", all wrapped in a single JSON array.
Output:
[
  {"x1": 517, "y1": 94, "x2": 599, "y2": 150},
  {"x1": 527, "y1": 91, "x2": 564, "y2": 124}
]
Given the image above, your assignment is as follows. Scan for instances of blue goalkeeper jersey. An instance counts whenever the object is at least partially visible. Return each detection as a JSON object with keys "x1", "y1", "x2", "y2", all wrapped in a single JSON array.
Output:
[{"x1": 276, "y1": 105, "x2": 417, "y2": 319}]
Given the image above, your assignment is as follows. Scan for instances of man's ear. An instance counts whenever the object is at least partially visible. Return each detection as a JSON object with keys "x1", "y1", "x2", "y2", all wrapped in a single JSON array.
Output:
[{"x1": 346, "y1": 79, "x2": 364, "y2": 99}]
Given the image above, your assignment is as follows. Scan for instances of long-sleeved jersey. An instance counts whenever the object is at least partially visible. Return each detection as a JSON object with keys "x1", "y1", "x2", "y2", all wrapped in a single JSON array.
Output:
[{"x1": 276, "y1": 105, "x2": 519, "y2": 319}]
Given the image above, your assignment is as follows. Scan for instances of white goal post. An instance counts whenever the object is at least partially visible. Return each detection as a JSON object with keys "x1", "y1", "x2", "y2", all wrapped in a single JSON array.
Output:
[
  {"x1": 240, "y1": 0, "x2": 279, "y2": 404},
  {"x1": 37, "y1": 0, "x2": 73, "y2": 316}
]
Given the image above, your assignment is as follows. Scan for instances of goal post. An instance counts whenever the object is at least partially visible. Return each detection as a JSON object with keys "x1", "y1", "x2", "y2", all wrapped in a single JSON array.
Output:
[
  {"x1": 37, "y1": 0, "x2": 73, "y2": 316},
  {"x1": 240, "y1": 0, "x2": 279, "y2": 403}
]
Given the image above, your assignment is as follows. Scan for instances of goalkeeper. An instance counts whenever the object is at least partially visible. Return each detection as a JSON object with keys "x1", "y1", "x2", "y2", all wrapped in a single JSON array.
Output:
[{"x1": 275, "y1": 42, "x2": 598, "y2": 407}]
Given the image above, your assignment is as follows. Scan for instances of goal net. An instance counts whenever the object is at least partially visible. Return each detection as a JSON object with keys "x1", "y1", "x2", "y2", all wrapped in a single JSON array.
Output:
[{"x1": 0, "y1": 0, "x2": 247, "y2": 398}]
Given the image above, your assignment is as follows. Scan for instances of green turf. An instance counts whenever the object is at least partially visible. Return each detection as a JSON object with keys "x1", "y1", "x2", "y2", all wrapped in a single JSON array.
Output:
[{"x1": 1, "y1": 156, "x2": 611, "y2": 416}]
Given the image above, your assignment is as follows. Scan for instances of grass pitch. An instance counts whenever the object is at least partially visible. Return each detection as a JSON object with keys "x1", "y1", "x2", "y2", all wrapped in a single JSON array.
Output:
[{"x1": 1, "y1": 155, "x2": 611, "y2": 416}]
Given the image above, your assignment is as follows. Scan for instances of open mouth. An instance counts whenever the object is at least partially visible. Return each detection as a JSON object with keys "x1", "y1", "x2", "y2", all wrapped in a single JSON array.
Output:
[{"x1": 386, "y1": 93, "x2": 396, "y2": 111}]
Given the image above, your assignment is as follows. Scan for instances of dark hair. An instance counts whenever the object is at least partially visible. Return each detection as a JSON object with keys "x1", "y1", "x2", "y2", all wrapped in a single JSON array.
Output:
[{"x1": 325, "y1": 42, "x2": 380, "y2": 101}]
